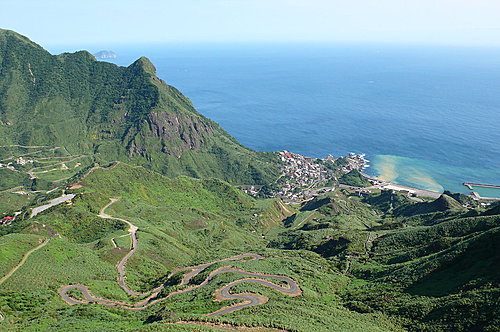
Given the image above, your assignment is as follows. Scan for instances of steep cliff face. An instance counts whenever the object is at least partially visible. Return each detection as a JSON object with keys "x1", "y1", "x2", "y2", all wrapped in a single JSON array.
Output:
[
  {"x1": 0, "y1": 29, "x2": 280, "y2": 184},
  {"x1": 127, "y1": 112, "x2": 215, "y2": 158}
]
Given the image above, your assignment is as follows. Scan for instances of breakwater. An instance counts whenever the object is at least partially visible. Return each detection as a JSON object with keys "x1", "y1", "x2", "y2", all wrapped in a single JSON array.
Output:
[{"x1": 463, "y1": 182, "x2": 500, "y2": 190}]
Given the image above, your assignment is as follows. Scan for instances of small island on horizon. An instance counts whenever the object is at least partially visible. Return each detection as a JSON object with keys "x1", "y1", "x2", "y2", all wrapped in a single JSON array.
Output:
[{"x1": 93, "y1": 50, "x2": 117, "y2": 59}]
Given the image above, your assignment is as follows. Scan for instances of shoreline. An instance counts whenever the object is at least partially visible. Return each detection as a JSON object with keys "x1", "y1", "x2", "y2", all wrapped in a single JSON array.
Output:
[
  {"x1": 362, "y1": 172, "x2": 500, "y2": 201},
  {"x1": 361, "y1": 173, "x2": 442, "y2": 199}
]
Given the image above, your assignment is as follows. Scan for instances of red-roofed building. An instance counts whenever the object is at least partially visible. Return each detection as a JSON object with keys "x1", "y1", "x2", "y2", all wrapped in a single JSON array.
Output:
[{"x1": 1, "y1": 216, "x2": 14, "y2": 223}]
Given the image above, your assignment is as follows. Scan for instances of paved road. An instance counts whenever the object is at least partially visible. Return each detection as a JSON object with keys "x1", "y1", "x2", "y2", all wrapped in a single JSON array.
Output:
[
  {"x1": 30, "y1": 194, "x2": 75, "y2": 218},
  {"x1": 97, "y1": 198, "x2": 140, "y2": 296},
  {"x1": 59, "y1": 251, "x2": 300, "y2": 315},
  {"x1": 58, "y1": 199, "x2": 300, "y2": 315},
  {"x1": 208, "y1": 268, "x2": 301, "y2": 316}
]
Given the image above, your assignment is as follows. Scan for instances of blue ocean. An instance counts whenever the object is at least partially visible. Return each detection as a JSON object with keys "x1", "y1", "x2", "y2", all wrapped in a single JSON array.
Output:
[{"x1": 51, "y1": 43, "x2": 500, "y2": 196}]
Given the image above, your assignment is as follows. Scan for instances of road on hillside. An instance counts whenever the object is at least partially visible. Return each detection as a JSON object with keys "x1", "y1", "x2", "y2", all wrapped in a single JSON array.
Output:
[
  {"x1": 208, "y1": 268, "x2": 301, "y2": 316},
  {"x1": 97, "y1": 198, "x2": 140, "y2": 296},
  {"x1": 58, "y1": 200, "x2": 301, "y2": 315}
]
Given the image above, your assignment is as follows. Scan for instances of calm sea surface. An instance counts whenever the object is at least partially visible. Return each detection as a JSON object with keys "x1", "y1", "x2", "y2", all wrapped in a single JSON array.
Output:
[{"x1": 50, "y1": 43, "x2": 500, "y2": 196}]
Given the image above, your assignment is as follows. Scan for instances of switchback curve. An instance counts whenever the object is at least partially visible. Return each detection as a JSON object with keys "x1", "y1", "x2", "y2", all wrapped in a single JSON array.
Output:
[{"x1": 58, "y1": 199, "x2": 301, "y2": 316}]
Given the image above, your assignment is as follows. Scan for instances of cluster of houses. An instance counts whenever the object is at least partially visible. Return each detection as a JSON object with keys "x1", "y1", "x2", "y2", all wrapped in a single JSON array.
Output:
[
  {"x1": 0, "y1": 157, "x2": 34, "y2": 170},
  {"x1": 236, "y1": 151, "x2": 373, "y2": 202},
  {"x1": 269, "y1": 151, "x2": 332, "y2": 200},
  {"x1": 237, "y1": 185, "x2": 263, "y2": 196}
]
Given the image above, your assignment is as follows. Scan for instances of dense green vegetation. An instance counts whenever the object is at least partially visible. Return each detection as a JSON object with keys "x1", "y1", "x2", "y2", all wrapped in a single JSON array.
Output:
[
  {"x1": 267, "y1": 187, "x2": 500, "y2": 331},
  {"x1": 339, "y1": 169, "x2": 371, "y2": 187},
  {"x1": 0, "y1": 164, "x2": 402, "y2": 331},
  {"x1": 0, "y1": 29, "x2": 498, "y2": 332},
  {"x1": 2, "y1": 162, "x2": 496, "y2": 331}
]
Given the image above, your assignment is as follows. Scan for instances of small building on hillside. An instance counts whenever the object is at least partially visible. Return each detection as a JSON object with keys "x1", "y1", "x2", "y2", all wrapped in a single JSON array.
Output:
[{"x1": 1, "y1": 216, "x2": 15, "y2": 224}]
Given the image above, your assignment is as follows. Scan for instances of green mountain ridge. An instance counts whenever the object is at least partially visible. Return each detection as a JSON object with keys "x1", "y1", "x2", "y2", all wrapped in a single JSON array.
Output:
[{"x1": 0, "y1": 28, "x2": 278, "y2": 185}]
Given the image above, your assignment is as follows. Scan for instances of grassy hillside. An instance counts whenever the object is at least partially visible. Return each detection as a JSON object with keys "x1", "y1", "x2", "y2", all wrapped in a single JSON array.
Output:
[
  {"x1": 339, "y1": 169, "x2": 371, "y2": 187},
  {"x1": 0, "y1": 28, "x2": 498, "y2": 332},
  {"x1": 266, "y1": 189, "x2": 500, "y2": 331},
  {"x1": 0, "y1": 164, "x2": 403, "y2": 331}
]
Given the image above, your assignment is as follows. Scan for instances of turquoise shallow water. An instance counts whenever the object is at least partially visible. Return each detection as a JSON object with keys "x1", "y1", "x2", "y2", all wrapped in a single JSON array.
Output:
[{"x1": 49, "y1": 43, "x2": 500, "y2": 195}]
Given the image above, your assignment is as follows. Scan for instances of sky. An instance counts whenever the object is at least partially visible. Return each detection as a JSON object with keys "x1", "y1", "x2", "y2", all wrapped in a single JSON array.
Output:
[{"x1": 1, "y1": 0, "x2": 500, "y2": 46}]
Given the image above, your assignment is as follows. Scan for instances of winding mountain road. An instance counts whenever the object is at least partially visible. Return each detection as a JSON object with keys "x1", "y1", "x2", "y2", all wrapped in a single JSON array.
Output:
[
  {"x1": 208, "y1": 268, "x2": 301, "y2": 316},
  {"x1": 97, "y1": 198, "x2": 140, "y2": 296},
  {"x1": 58, "y1": 199, "x2": 301, "y2": 316}
]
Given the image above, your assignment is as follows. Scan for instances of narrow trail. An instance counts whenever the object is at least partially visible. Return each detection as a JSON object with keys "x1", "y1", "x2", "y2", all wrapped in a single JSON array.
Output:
[
  {"x1": 58, "y1": 199, "x2": 301, "y2": 316},
  {"x1": 0, "y1": 147, "x2": 61, "y2": 162},
  {"x1": 277, "y1": 200, "x2": 292, "y2": 216},
  {"x1": 171, "y1": 320, "x2": 288, "y2": 331},
  {"x1": 79, "y1": 161, "x2": 121, "y2": 180},
  {"x1": 0, "y1": 239, "x2": 49, "y2": 286},
  {"x1": 0, "y1": 145, "x2": 52, "y2": 148},
  {"x1": 0, "y1": 238, "x2": 50, "y2": 323},
  {"x1": 294, "y1": 212, "x2": 315, "y2": 229},
  {"x1": 364, "y1": 232, "x2": 376, "y2": 255}
]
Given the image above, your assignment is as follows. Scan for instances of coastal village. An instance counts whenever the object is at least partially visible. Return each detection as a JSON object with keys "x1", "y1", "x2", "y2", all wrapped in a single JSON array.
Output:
[
  {"x1": 239, "y1": 150, "x2": 372, "y2": 201},
  {"x1": 270, "y1": 151, "x2": 371, "y2": 201},
  {"x1": 239, "y1": 150, "x2": 500, "y2": 206}
]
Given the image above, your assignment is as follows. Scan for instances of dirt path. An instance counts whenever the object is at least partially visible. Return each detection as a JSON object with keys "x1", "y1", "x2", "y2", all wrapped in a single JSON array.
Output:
[
  {"x1": 110, "y1": 234, "x2": 129, "y2": 248},
  {"x1": 1, "y1": 147, "x2": 61, "y2": 162},
  {"x1": 0, "y1": 239, "x2": 49, "y2": 287},
  {"x1": 277, "y1": 200, "x2": 292, "y2": 215},
  {"x1": 0, "y1": 145, "x2": 52, "y2": 148},
  {"x1": 172, "y1": 320, "x2": 288, "y2": 331},
  {"x1": 294, "y1": 211, "x2": 315, "y2": 229},
  {"x1": 27, "y1": 155, "x2": 86, "y2": 179},
  {"x1": 79, "y1": 161, "x2": 121, "y2": 181}
]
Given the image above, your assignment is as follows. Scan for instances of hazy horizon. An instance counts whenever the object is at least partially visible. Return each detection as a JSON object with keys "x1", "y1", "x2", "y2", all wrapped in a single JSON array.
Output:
[{"x1": 2, "y1": 0, "x2": 500, "y2": 47}]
